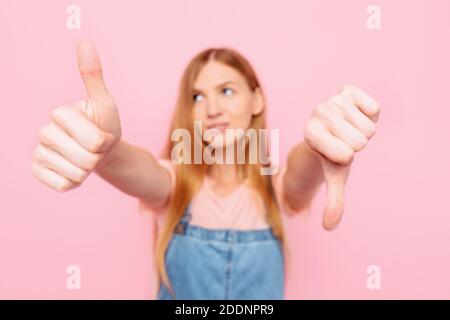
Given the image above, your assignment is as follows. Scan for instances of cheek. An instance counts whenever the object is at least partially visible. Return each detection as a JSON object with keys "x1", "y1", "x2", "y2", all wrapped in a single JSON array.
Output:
[
  {"x1": 193, "y1": 104, "x2": 206, "y2": 121},
  {"x1": 228, "y1": 97, "x2": 254, "y2": 129}
]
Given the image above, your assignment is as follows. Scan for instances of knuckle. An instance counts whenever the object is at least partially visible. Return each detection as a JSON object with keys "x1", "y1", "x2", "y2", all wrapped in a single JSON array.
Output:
[
  {"x1": 54, "y1": 179, "x2": 71, "y2": 192},
  {"x1": 331, "y1": 103, "x2": 346, "y2": 118},
  {"x1": 79, "y1": 167, "x2": 90, "y2": 182},
  {"x1": 82, "y1": 160, "x2": 96, "y2": 172},
  {"x1": 83, "y1": 154, "x2": 102, "y2": 171},
  {"x1": 334, "y1": 148, "x2": 354, "y2": 165},
  {"x1": 328, "y1": 114, "x2": 341, "y2": 127},
  {"x1": 341, "y1": 91, "x2": 354, "y2": 103},
  {"x1": 30, "y1": 161, "x2": 41, "y2": 179},
  {"x1": 72, "y1": 169, "x2": 88, "y2": 184},
  {"x1": 303, "y1": 121, "x2": 313, "y2": 136},
  {"x1": 328, "y1": 94, "x2": 340, "y2": 104},
  {"x1": 315, "y1": 103, "x2": 329, "y2": 116},
  {"x1": 373, "y1": 105, "x2": 382, "y2": 118},
  {"x1": 355, "y1": 135, "x2": 368, "y2": 151},
  {"x1": 329, "y1": 95, "x2": 347, "y2": 109},
  {"x1": 376, "y1": 103, "x2": 382, "y2": 113},
  {"x1": 37, "y1": 125, "x2": 48, "y2": 141},
  {"x1": 360, "y1": 134, "x2": 369, "y2": 148},
  {"x1": 366, "y1": 122, "x2": 377, "y2": 138},
  {"x1": 304, "y1": 121, "x2": 318, "y2": 143},
  {"x1": 38, "y1": 125, "x2": 53, "y2": 146},
  {"x1": 88, "y1": 132, "x2": 106, "y2": 153},
  {"x1": 34, "y1": 144, "x2": 46, "y2": 162},
  {"x1": 51, "y1": 106, "x2": 68, "y2": 122},
  {"x1": 341, "y1": 84, "x2": 358, "y2": 93},
  {"x1": 50, "y1": 108, "x2": 60, "y2": 121}
]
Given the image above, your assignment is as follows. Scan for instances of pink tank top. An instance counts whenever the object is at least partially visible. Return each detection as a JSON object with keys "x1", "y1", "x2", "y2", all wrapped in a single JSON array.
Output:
[{"x1": 141, "y1": 159, "x2": 303, "y2": 229}]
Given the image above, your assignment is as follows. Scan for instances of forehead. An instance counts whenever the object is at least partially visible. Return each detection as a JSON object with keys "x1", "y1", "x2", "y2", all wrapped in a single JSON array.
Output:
[{"x1": 193, "y1": 61, "x2": 246, "y2": 91}]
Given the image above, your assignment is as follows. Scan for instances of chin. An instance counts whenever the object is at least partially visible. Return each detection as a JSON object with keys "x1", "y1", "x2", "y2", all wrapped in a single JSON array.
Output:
[{"x1": 203, "y1": 137, "x2": 229, "y2": 150}]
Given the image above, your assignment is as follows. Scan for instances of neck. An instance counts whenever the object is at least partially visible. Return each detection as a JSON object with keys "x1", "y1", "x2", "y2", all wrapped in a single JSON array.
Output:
[{"x1": 207, "y1": 163, "x2": 246, "y2": 184}]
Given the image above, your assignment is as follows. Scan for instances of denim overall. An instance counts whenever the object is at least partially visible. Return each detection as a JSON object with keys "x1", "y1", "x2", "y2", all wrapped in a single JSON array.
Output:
[{"x1": 157, "y1": 203, "x2": 285, "y2": 300}]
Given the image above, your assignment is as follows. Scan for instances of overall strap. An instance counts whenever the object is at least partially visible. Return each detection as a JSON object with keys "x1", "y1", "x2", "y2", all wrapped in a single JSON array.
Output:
[
  {"x1": 180, "y1": 202, "x2": 192, "y2": 224},
  {"x1": 174, "y1": 203, "x2": 192, "y2": 235}
]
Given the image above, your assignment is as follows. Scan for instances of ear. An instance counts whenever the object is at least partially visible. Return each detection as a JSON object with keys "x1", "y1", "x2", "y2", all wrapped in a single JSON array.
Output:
[{"x1": 252, "y1": 87, "x2": 265, "y2": 116}]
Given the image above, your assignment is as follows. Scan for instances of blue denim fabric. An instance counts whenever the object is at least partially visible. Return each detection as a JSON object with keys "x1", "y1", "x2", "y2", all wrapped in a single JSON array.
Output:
[{"x1": 157, "y1": 203, "x2": 285, "y2": 300}]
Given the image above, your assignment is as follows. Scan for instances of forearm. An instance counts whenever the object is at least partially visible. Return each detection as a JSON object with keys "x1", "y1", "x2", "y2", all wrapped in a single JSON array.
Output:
[
  {"x1": 94, "y1": 139, "x2": 171, "y2": 206},
  {"x1": 283, "y1": 141, "x2": 324, "y2": 210}
]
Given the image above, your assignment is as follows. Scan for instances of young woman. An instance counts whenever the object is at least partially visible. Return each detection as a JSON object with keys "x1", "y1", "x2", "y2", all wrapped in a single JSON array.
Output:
[{"x1": 31, "y1": 41, "x2": 381, "y2": 299}]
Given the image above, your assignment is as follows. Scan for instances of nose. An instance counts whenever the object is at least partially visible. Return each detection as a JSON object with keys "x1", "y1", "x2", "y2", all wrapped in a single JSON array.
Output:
[{"x1": 206, "y1": 95, "x2": 223, "y2": 117}]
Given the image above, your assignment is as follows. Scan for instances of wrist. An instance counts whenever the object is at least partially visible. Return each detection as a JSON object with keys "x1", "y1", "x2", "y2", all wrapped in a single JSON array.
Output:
[{"x1": 95, "y1": 138, "x2": 123, "y2": 172}]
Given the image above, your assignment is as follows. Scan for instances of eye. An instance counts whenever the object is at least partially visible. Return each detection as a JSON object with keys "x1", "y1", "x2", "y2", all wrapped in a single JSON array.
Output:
[
  {"x1": 193, "y1": 93, "x2": 204, "y2": 102},
  {"x1": 222, "y1": 87, "x2": 234, "y2": 96}
]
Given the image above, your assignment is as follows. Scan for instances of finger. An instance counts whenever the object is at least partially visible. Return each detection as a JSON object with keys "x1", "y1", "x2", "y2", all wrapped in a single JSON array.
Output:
[
  {"x1": 51, "y1": 105, "x2": 115, "y2": 153},
  {"x1": 322, "y1": 179, "x2": 346, "y2": 231},
  {"x1": 304, "y1": 120, "x2": 354, "y2": 165},
  {"x1": 325, "y1": 104, "x2": 369, "y2": 152},
  {"x1": 77, "y1": 41, "x2": 109, "y2": 100},
  {"x1": 38, "y1": 122, "x2": 103, "y2": 172},
  {"x1": 31, "y1": 161, "x2": 80, "y2": 192},
  {"x1": 34, "y1": 143, "x2": 89, "y2": 184},
  {"x1": 333, "y1": 96, "x2": 377, "y2": 139},
  {"x1": 319, "y1": 158, "x2": 351, "y2": 231},
  {"x1": 341, "y1": 86, "x2": 381, "y2": 123}
]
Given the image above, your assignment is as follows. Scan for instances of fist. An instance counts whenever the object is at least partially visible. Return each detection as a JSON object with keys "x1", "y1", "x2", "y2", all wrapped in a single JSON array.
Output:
[
  {"x1": 303, "y1": 85, "x2": 381, "y2": 230},
  {"x1": 31, "y1": 41, "x2": 122, "y2": 192}
]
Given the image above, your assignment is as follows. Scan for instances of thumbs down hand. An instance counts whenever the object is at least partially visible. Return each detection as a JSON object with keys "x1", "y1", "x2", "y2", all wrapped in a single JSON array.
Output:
[{"x1": 303, "y1": 85, "x2": 381, "y2": 231}]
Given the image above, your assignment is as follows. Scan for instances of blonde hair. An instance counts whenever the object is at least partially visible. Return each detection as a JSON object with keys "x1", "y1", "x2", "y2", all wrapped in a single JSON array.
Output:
[{"x1": 156, "y1": 47, "x2": 286, "y2": 297}]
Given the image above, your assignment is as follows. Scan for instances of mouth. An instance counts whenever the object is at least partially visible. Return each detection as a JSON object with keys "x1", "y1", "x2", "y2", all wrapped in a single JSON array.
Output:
[{"x1": 206, "y1": 122, "x2": 230, "y2": 133}]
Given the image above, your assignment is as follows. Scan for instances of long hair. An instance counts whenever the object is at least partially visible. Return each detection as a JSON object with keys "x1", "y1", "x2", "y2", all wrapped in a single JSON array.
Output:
[{"x1": 156, "y1": 47, "x2": 285, "y2": 297}]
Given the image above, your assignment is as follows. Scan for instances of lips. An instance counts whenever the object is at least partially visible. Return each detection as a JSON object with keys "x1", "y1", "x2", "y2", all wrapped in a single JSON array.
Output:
[{"x1": 206, "y1": 122, "x2": 229, "y2": 132}]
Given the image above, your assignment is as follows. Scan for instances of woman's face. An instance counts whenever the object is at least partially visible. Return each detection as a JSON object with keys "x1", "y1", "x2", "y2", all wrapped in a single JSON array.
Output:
[{"x1": 192, "y1": 61, "x2": 264, "y2": 149}]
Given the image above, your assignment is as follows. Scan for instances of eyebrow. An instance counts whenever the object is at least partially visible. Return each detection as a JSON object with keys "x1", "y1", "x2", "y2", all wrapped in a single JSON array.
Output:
[{"x1": 193, "y1": 81, "x2": 237, "y2": 93}]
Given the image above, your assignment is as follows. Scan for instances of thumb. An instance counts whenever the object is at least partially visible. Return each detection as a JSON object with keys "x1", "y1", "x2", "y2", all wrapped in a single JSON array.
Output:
[
  {"x1": 318, "y1": 154, "x2": 351, "y2": 231},
  {"x1": 77, "y1": 41, "x2": 109, "y2": 100}
]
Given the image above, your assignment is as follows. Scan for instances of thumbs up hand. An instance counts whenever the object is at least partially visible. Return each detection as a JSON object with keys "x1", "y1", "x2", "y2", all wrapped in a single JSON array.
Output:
[
  {"x1": 31, "y1": 41, "x2": 122, "y2": 192},
  {"x1": 303, "y1": 85, "x2": 381, "y2": 230},
  {"x1": 76, "y1": 41, "x2": 121, "y2": 146}
]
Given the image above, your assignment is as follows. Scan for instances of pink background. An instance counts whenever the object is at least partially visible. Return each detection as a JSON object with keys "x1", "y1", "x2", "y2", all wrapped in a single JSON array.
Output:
[{"x1": 1, "y1": 0, "x2": 449, "y2": 299}]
